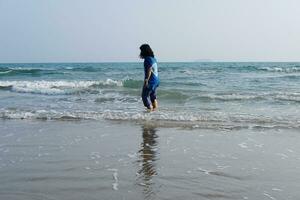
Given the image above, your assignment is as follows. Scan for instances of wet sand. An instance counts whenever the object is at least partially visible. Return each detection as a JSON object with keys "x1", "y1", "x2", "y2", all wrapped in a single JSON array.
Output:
[{"x1": 0, "y1": 120, "x2": 300, "y2": 200}]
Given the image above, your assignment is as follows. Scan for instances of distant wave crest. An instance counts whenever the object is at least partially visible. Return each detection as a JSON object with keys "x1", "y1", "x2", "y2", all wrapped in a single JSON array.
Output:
[
  {"x1": 0, "y1": 67, "x2": 61, "y2": 77},
  {"x1": 258, "y1": 66, "x2": 300, "y2": 73}
]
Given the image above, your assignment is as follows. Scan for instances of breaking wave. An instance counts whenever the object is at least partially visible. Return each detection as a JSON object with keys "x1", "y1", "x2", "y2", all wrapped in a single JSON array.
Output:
[
  {"x1": 0, "y1": 79, "x2": 124, "y2": 95},
  {"x1": 1, "y1": 109, "x2": 299, "y2": 130}
]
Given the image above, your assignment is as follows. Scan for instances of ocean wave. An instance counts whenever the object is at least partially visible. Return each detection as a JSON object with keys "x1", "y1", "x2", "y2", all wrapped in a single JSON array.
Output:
[
  {"x1": 195, "y1": 93, "x2": 262, "y2": 101},
  {"x1": 122, "y1": 79, "x2": 142, "y2": 89},
  {"x1": 0, "y1": 70, "x2": 13, "y2": 74},
  {"x1": 94, "y1": 94, "x2": 139, "y2": 104},
  {"x1": 274, "y1": 94, "x2": 300, "y2": 103},
  {"x1": 64, "y1": 66, "x2": 102, "y2": 72},
  {"x1": 192, "y1": 92, "x2": 300, "y2": 103},
  {"x1": 2, "y1": 79, "x2": 299, "y2": 104},
  {"x1": 0, "y1": 67, "x2": 61, "y2": 77},
  {"x1": 227, "y1": 65, "x2": 300, "y2": 73},
  {"x1": 258, "y1": 66, "x2": 300, "y2": 73},
  {"x1": 1, "y1": 109, "x2": 299, "y2": 130},
  {"x1": 0, "y1": 79, "x2": 123, "y2": 95},
  {"x1": 159, "y1": 90, "x2": 190, "y2": 102}
]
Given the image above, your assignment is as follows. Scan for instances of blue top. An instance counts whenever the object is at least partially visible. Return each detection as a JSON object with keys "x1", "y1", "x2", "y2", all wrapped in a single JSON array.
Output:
[{"x1": 144, "y1": 56, "x2": 159, "y2": 85}]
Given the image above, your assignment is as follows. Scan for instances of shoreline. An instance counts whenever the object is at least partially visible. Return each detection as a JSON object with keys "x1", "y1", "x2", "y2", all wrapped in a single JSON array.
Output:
[
  {"x1": 1, "y1": 117, "x2": 299, "y2": 131},
  {"x1": 1, "y1": 119, "x2": 300, "y2": 199}
]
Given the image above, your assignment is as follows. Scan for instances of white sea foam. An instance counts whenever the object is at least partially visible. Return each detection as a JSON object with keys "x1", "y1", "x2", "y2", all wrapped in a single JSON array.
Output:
[
  {"x1": 112, "y1": 171, "x2": 118, "y2": 190},
  {"x1": 259, "y1": 66, "x2": 300, "y2": 73},
  {"x1": 106, "y1": 168, "x2": 119, "y2": 190},
  {"x1": 1, "y1": 108, "x2": 299, "y2": 130},
  {"x1": 272, "y1": 188, "x2": 283, "y2": 192},
  {"x1": 197, "y1": 92, "x2": 300, "y2": 102},
  {"x1": 263, "y1": 192, "x2": 276, "y2": 200},
  {"x1": 197, "y1": 167, "x2": 211, "y2": 175},
  {"x1": 0, "y1": 79, "x2": 123, "y2": 95},
  {"x1": 275, "y1": 94, "x2": 300, "y2": 102},
  {"x1": 0, "y1": 70, "x2": 12, "y2": 74},
  {"x1": 201, "y1": 93, "x2": 260, "y2": 101},
  {"x1": 238, "y1": 143, "x2": 248, "y2": 149}
]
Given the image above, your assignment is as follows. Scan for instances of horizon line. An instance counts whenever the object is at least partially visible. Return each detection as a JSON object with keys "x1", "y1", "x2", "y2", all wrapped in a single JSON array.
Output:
[{"x1": 1, "y1": 60, "x2": 300, "y2": 64}]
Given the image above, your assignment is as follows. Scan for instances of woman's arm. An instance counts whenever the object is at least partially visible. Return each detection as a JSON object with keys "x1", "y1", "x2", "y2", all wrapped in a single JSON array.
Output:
[{"x1": 144, "y1": 66, "x2": 152, "y2": 87}]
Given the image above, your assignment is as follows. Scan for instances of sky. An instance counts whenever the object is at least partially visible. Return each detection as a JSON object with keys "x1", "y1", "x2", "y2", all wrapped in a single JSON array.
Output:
[{"x1": 0, "y1": 0, "x2": 300, "y2": 62}]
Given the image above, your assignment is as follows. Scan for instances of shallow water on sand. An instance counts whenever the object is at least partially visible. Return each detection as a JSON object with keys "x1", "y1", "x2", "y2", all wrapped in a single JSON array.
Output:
[{"x1": 1, "y1": 120, "x2": 300, "y2": 200}]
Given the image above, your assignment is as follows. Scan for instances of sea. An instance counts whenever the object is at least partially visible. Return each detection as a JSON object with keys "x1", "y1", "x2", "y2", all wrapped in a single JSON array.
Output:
[
  {"x1": 1, "y1": 62, "x2": 300, "y2": 200},
  {"x1": 0, "y1": 62, "x2": 299, "y2": 130}
]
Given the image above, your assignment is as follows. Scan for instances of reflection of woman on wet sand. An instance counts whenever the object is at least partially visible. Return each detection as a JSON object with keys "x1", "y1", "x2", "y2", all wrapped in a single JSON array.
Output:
[
  {"x1": 137, "y1": 125, "x2": 159, "y2": 197},
  {"x1": 138, "y1": 125, "x2": 158, "y2": 179}
]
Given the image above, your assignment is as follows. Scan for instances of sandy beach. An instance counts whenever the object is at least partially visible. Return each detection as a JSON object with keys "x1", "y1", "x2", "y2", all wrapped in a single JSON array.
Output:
[{"x1": 1, "y1": 120, "x2": 299, "y2": 200}]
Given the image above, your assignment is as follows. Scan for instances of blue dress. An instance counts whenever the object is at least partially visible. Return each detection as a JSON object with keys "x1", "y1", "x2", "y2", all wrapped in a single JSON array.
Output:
[{"x1": 142, "y1": 56, "x2": 160, "y2": 109}]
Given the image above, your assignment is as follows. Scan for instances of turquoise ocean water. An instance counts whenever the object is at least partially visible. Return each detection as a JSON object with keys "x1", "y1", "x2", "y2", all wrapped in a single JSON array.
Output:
[{"x1": 0, "y1": 62, "x2": 299, "y2": 129}]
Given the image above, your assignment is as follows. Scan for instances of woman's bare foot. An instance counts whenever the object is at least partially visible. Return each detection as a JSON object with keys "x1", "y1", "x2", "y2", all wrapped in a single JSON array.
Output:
[
  {"x1": 152, "y1": 100, "x2": 158, "y2": 110},
  {"x1": 146, "y1": 105, "x2": 153, "y2": 112}
]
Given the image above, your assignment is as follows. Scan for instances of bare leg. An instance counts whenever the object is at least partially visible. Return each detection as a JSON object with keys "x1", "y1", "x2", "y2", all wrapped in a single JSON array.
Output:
[{"x1": 152, "y1": 100, "x2": 158, "y2": 110}]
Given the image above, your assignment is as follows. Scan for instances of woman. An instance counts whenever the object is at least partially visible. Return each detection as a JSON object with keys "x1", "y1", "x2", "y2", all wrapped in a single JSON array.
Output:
[{"x1": 139, "y1": 44, "x2": 160, "y2": 111}]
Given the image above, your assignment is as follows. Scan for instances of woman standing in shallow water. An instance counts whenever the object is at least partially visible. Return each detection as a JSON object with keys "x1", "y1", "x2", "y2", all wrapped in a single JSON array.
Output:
[{"x1": 139, "y1": 44, "x2": 160, "y2": 111}]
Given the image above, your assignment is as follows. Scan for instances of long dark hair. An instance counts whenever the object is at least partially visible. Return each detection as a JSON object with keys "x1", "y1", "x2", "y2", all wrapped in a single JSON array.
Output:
[{"x1": 139, "y1": 44, "x2": 154, "y2": 59}]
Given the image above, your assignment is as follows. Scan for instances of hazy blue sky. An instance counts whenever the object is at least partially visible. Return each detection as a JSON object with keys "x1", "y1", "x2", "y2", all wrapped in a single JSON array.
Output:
[{"x1": 0, "y1": 0, "x2": 300, "y2": 62}]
